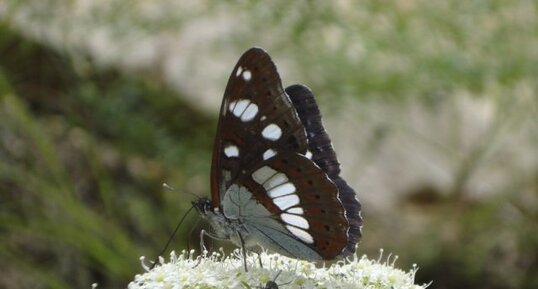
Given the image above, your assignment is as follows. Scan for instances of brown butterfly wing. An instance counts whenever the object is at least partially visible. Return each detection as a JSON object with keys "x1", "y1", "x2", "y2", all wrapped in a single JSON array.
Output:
[
  {"x1": 210, "y1": 48, "x2": 361, "y2": 259},
  {"x1": 210, "y1": 48, "x2": 308, "y2": 206}
]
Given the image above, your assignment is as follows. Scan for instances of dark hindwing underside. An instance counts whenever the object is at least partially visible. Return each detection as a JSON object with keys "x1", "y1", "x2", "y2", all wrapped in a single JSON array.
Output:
[
  {"x1": 285, "y1": 84, "x2": 362, "y2": 257},
  {"x1": 210, "y1": 48, "x2": 309, "y2": 206}
]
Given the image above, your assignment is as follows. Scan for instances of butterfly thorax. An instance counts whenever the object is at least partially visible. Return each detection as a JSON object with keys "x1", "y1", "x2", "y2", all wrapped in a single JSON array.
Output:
[{"x1": 192, "y1": 197, "x2": 254, "y2": 248}]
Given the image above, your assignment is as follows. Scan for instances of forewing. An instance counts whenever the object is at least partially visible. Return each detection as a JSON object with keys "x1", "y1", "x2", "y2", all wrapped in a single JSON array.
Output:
[{"x1": 210, "y1": 48, "x2": 308, "y2": 206}]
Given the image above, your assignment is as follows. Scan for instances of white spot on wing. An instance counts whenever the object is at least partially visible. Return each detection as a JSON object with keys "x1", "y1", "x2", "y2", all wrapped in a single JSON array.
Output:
[
  {"x1": 262, "y1": 123, "x2": 282, "y2": 141},
  {"x1": 268, "y1": 183, "x2": 296, "y2": 198},
  {"x1": 224, "y1": 145, "x2": 239, "y2": 157},
  {"x1": 233, "y1": 99, "x2": 250, "y2": 117},
  {"x1": 241, "y1": 103, "x2": 258, "y2": 122},
  {"x1": 242, "y1": 70, "x2": 252, "y2": 81},
  {"x1": 263, "y1": 172, "x2": 287, "y2": 189},
  {"x1": 236, "y1": 66, "x2": 243, "y2": 77},
  {"x1": 228, "y1": 101, "x2": 237, "y2": 112},
  {"x1": 273, "y1": 194, "x2": 300, "y2": 210},
  {"x1": 286, "y1": 225, "x2": 314, "y2": 244},
  {"x1": 262, "y1": 149, "x2": 277, "y2": 160},
  {"x1": 281, "y1": 213, "x2": 309, "y2": 229},
  {"x1": 286, "y1": 207, "x2": 304, "y2": 215},
  {"x1": 260, "y1": 116, "x2": 267, "y2": 121},
  {"x1": 252, "y1": 166, "x2": 277, "y2": 184},
  {"x1": 305, "y1": 150, "x2": 313, "y2": 159}
]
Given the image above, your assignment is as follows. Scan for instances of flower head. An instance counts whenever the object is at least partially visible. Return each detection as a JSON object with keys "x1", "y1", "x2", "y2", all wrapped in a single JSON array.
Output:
[{"x1": 128, "y1": 249, "x2": 428, "y2": 289}]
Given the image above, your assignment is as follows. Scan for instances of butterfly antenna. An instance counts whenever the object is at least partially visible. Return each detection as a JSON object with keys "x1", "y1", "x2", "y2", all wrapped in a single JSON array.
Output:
[
  {"x1": 162, "y1": 183, "x2": 202, "y2": 200},
  {"x1": 150, "y1": 204, "x2": 196, "y2": 270}
]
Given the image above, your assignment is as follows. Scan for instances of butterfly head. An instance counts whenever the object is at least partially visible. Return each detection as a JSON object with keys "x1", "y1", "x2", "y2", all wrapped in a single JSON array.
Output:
[{"x1": 192, "y1": 197, "x2": 213, "y2": 216}]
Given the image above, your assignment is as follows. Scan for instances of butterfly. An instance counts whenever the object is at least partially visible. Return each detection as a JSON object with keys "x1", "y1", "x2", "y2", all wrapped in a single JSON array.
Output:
[{"x1": 193, "y1": 47, "x2": 362, "y2": 268}]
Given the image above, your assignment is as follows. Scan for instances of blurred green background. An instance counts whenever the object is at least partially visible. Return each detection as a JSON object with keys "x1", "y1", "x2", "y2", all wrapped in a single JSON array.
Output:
[{"x1": 1, "y1": 1, "x2": 537, "y2": 288}]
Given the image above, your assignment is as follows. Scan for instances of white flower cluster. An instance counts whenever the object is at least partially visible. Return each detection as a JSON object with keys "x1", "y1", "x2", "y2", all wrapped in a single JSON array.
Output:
[{"x1": 128, "y1": 249, "x2": 428, "y2": 289}]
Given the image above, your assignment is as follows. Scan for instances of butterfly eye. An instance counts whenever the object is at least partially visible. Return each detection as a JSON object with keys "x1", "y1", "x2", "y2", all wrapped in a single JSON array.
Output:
[{"x1": 203, "y1": 200, "x2": 212, "y2": 212}]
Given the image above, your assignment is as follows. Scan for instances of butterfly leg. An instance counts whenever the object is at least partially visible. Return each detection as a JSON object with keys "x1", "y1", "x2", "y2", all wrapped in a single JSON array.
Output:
[
  {"x1": 255, "y1": 251, "x2": 264, "y2": 268},
  {"x1": 237, "y1": 232, "x2": 249, "y2": 272},
  {"x1": 199, "y1": 229, "x2": 209, "y2": 253},
  {"x1": 193, "y1": 229, "x2": 227, "y2": 268},
  {"x1": 199, "y1": 229, "x2": 229, "y2": 252}
]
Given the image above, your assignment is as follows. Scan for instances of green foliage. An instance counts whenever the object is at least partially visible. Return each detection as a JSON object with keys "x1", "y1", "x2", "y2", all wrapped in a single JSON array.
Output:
[{"x1": 0, "y1": 26, "x2": 214, "y2": 288}]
